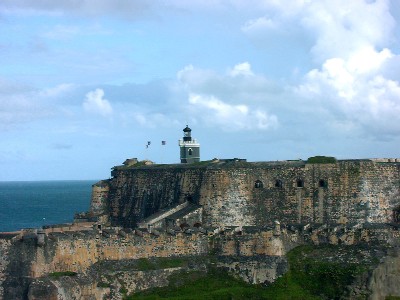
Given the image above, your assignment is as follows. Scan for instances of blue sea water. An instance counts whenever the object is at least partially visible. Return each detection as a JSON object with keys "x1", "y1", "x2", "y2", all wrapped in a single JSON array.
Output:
[{"x1": 0, "y1": 180, "x2": 97, "y2": 232}]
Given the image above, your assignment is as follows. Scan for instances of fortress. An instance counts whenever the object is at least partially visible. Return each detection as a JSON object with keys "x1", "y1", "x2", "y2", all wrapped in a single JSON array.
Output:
[{"x1": 0, "y1": 126, "x2": 400, "y2": 299}]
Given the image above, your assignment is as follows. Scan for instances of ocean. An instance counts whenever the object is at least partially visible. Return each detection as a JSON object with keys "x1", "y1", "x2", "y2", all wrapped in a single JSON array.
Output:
[{"x1": 0, "y1": 180, "x2": 97, "y2": 232}]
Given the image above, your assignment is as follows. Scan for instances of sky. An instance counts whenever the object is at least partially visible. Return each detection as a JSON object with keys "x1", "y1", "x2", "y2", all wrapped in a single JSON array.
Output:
[{"x1": 1, "y1": 0, "x2": 400, "y2": 181}]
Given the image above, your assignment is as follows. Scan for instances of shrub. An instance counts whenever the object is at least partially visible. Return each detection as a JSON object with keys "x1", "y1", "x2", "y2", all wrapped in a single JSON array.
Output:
[
  {"x1": 49, "y1": 271, "x2": 77, "y2": 279},
  {"x1": 307, "y1": 156, "x2": 337, "y2": 164}
]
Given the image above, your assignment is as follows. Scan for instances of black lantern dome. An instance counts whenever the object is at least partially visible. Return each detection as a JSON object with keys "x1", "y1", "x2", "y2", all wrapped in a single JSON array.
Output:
[{"x1": 183, "y1": 125, "x2": 192, "y2": 141}]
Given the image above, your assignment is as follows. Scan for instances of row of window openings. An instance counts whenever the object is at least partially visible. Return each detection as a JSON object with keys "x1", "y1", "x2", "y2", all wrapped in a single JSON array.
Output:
[{"x1": 254, "y1": 179, "x2": 327, "y2": 189}]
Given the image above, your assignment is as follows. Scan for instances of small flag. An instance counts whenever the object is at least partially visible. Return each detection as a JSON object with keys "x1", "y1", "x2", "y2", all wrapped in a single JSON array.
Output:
[{"x1": 162, "y1": 141, "x2": 166, "y2": 145}]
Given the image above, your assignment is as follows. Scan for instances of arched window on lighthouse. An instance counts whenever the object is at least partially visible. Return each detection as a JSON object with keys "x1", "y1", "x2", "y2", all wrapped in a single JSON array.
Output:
[{"x1": 188, "y1": 148, "x2": 193, "y2": 155}]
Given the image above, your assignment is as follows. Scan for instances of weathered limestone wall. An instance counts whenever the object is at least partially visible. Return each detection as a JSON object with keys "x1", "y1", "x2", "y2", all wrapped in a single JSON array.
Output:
[
  {"x1": 31, "y1": 231, "x2": 209, "y2": 278},
  {"x1": 1, "y1": 225, "x2": 399, "y2": 299},
  {"x1": 89, "y1": 180, "x2": 110, "y2": 215},
  {"x1": 0, "y1": 237, "x2": 12, "y2": 300},
  {"x1": 106, "y1": 160, "x2": 400, "y2": 228},
  {"x1": 1, "y1": 228, "x2": 292, "y2": 299},
  {"x1": 103, "y1": 267, "x2": 183, "y2": 298},
  {"x1": 28, "y1": 277, "x2": 108, "y2": 300},
  {"x1": 174, "y1": 207, "x2": 203, "y2": 227},
  {"x1": 368, "y1": 250, "x2": 400, "y2": 300},
  {"x1": 215, "y1": 230, "x2": 285, "y2": 257},
  {"x1": 107, "y1": 167, "x2": 204, "y2": 228},
  {"x1": 218, "y1": 256, "x2": 288, "y2": 284},
  {"x1": 3, "y1": 235, "x2": 37, "y2": 300}
]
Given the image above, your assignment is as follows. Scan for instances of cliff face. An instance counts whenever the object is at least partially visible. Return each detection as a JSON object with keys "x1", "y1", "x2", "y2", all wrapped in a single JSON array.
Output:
[
  {"x1": 368, "y1": 251, "x2": 400, "y2": 300},
  {"x1": 103, "y1": 160, "x2": 400, "y2": 228},
  {"x1": 1, "y1": 234, "x2": 37, "y2": 300}
]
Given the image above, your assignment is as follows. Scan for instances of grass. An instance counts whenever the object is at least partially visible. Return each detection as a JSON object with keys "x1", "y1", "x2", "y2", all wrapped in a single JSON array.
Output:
[
  {"x1": 125, "y1": 245, "x2": 371, "y2": 300},
  {"x1": 126, "y1": 269, "x2": 319, "y2": 300},
  {"x1": 125, "y1": 269, "x2": 267, "y2": 300},
  {"x1": 49, "y1": 271, "x2": 77, "y2": 279}
]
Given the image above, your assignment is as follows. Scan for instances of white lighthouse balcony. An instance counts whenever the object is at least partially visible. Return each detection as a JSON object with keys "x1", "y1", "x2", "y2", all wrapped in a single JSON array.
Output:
[{"x1": 179, "y1": 139, "x2": 200, "y2": 147}]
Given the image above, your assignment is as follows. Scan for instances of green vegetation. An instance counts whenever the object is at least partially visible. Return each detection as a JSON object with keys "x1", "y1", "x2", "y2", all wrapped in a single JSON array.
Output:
[
  {"x1": 281, "y1": 245, "x2": 366, "y2": 299},
  {"x1": 191, "y1": 160, "x2": 214, "y2": 167},
  {"x1": 97, "y1": 281, "x2": 111, "y2": 288},
  {"x1": 125, "y1": 269, "x2": 270, "y2": 300},
  {"x1": 93, "y1": 257, "x2": 189, "y2": 275},
  {"x1": 307, "y1": 156, "x2": 337, "y2": 164},
  {"x1": 49, "y1": 271, "x2": 77, "y2": 279},
  {"x1": 386, "y1": 297, "x2": 400, "y2": 300},
  {"x1": 125, "y1": 245, "x2": 369, "y2": 300}
]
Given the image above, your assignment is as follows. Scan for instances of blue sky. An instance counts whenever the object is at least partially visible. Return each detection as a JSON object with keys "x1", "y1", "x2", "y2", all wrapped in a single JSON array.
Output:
[{"x1": 1, "y1": 0, "x2": 400, "y2": 181}]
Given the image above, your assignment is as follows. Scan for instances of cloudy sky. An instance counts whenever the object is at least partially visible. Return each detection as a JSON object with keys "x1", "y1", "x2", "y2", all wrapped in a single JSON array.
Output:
[{"x1": 1, "y1": 0, "x2": 399, "y2": 180}]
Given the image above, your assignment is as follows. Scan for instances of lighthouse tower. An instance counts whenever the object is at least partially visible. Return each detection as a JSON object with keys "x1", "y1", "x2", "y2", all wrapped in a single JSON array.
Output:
[{"x1": 179, "y1": 125, "x2": 200, "y2": 163}]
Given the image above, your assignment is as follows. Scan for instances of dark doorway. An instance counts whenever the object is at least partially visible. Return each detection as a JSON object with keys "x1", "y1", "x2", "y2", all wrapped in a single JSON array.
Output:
[
  {"x1": 393, "y1": 206, "x2": 400, "y2": 223},
  {"x1": 275, "y1": 179, "x2": 283, "y2": 188},
  {"x1": 297, "y1": 179, "x2": 304, "y2": 188}
]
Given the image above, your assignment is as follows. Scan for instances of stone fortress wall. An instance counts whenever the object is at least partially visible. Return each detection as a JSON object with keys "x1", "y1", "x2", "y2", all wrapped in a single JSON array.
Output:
[
  {"x1": 2, "y1": 220, "x2": 398, "y2": 299},
  {"x1": 0, "y1": 225, "x2": 290, "y2": 299},
  {"x1": 99, "y1": 159, "x2": 400, "y2": 229},
  {"x1": 3, "y1": 219, "x2": 400, "y2": 299}
]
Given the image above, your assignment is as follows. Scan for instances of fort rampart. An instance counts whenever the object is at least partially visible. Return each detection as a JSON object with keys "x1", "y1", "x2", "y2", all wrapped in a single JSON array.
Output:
[{"x1": 102, "y1": 159, "x2": 400, "y2": 229}]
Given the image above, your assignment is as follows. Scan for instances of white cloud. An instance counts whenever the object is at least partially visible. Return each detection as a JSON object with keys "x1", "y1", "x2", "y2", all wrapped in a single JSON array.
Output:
[
  {"x1": 0, "y1": 95, "x2": 48, "y2": 130},
  {"x1": 0, "y1": 80, "x2": 74, "y2": 130},
  {"x1": 132, "y1": 112, "x2": 180, "y2": 129},
  {"x1": 174, "y1": 62, "x2": 280, "y2": 132},
  {"x1": 241, "y1": 16, "x2": 276, "y2": 33},
  {"x1": 347, "y1": 47, "x2": 393, "y2": 75},
  {"x1": 43, "y1": 25, "x2": 80, "y2": 40},
  {"x1": 0, "y1": 0, "x2": 151, "y2": 18},
  {"x1": 43, "y1": 24, "x2": 112, "y2": 41},
  {"x1": 83, "y1": 88, "x2": 113, "y2": 117},
  {"x1": 235, "y1": 0, "x2": 400, "y2": 138},
  {"x1": 188, "y1": 94, "x2": 278, "y2": 131},
  {"x1": 298, "y1": 49, "x2": 400, "y2": 136},
  {"x1": 176, "y1": 63, "x2": 279, "y2": 103},
  {"x1": 228, "y1": 62, "x2": 254, "y2": 77},
  {"x1": 258, "y1": 0, "x2": 399, "y2": 137},
  {"x1": 39, "y1": 83, "x2": 75, "y2": 98},
  {"x1": 303, "y1": 0, "x2": 395, "y2": 62}
]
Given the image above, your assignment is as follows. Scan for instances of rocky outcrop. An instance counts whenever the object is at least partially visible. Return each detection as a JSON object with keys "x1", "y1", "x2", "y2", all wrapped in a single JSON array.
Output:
[{"x1": 368, "y1": 248, "x2": 400, "y2": 300}]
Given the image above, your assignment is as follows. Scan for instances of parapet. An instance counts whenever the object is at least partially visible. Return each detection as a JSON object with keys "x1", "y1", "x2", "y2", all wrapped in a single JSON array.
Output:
[{"x1": 369, "y1": 158, "x2": 400, "y2": 163}]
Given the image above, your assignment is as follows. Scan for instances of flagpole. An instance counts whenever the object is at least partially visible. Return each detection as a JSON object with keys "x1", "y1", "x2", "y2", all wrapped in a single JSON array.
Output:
[
  {"x1": 146, "y1": 141, "x2": 151, "y2": 160},
  {"x1": 161, "y1": 140, "x2": 166, "y2": 164}
]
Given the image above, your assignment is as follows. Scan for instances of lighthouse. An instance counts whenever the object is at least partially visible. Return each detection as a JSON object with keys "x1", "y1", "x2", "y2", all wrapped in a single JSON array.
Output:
[{"x1": 179, "y1": 125, "x2": 200, "y2": 163}]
